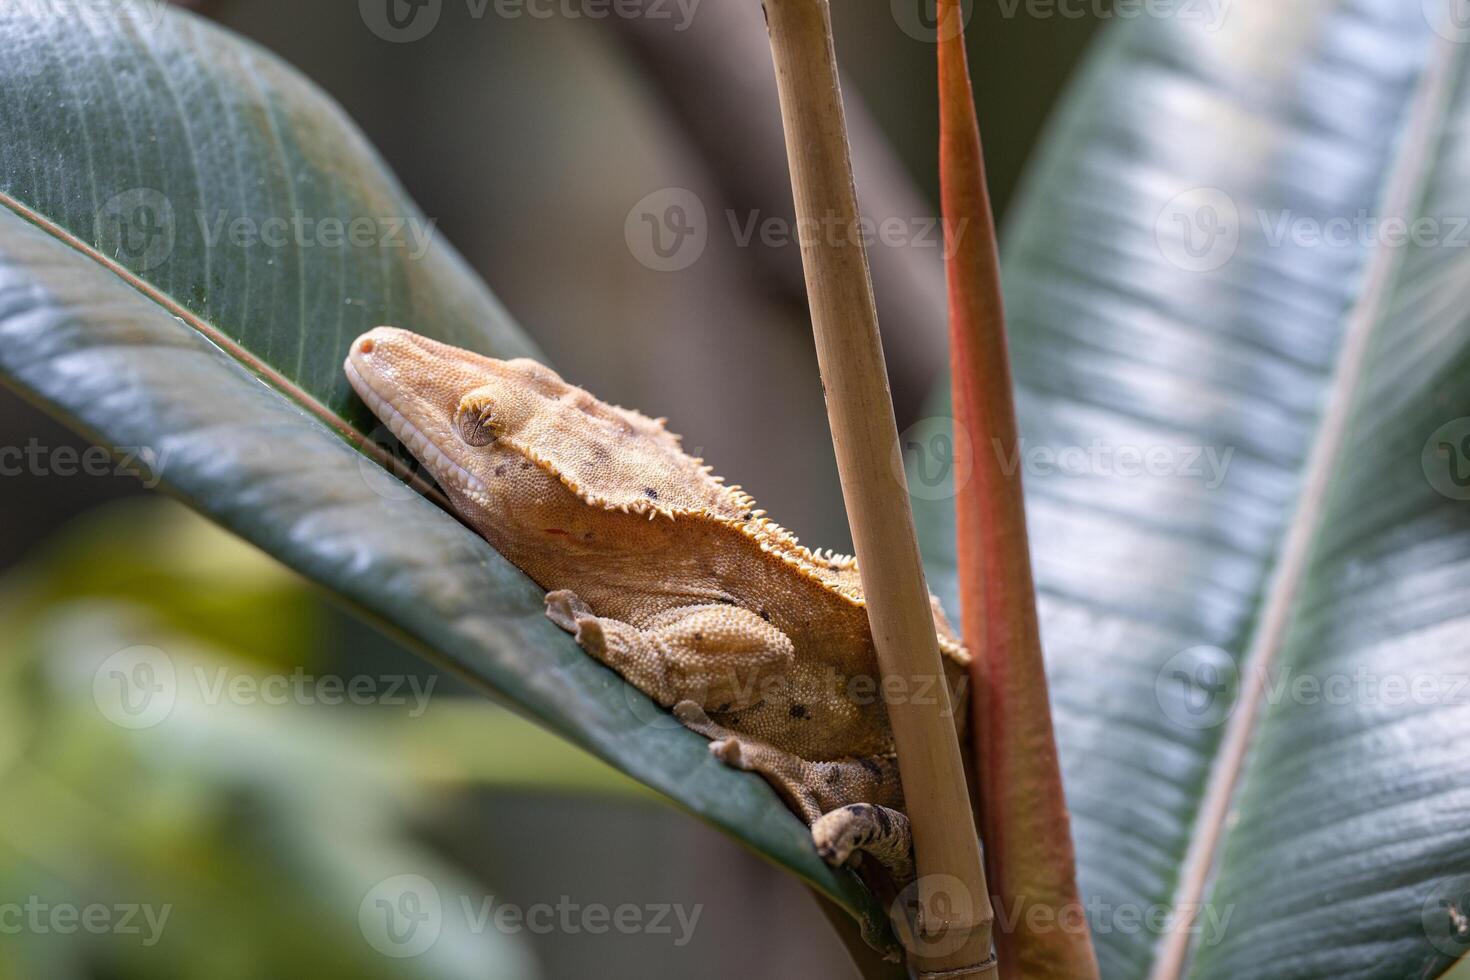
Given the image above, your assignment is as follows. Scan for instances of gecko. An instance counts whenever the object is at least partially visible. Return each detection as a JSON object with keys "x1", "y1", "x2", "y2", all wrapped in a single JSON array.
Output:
[{"x1": 344, "y1": 327, "x2": 971, "y2": 880}]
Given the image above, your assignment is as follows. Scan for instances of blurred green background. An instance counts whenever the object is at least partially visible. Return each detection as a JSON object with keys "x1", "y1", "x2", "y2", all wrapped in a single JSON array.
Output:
[{"x1": 0, "y1": 2, "x2": 1101, "y2": 977}]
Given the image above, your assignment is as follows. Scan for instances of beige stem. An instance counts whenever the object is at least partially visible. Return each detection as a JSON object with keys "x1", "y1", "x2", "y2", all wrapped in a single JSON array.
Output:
[{"x1": 759, "y1": 1, "x2": 996, "y2": 976}]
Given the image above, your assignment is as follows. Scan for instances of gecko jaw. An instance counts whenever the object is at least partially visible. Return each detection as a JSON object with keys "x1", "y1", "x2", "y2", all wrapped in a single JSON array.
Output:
[{"x1": 344, "y1": 356, "x2": 491, "y2": 500}]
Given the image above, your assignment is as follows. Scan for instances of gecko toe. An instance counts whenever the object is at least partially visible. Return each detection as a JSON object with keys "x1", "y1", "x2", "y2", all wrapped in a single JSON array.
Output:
[
  {"x1": 709, "y1": 738, "x2": 750, "y2": 768},
  {"x1": 544, "y1": 590, "x2": 591, "y2": 632}
]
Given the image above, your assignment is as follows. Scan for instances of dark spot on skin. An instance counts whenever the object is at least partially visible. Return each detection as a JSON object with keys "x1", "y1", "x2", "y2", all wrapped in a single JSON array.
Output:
[
  {"x1": 758, "y1": 608, "x2": 770, "y2": 621},
  {"x1": 494, "y1": 464, "x2": 507, "y2": 477},
  {"x1": 742, "y1": 512, "x2": 753, "y2": 521},
  {"x1": 825, "y1": 766, "x2": 841, "y2": 784},
  {"x1": 716, "y1": 596, "x2": 737, "y2": 606},
  {"x1": 858, "y1": 757, "x2": 883, "y2": 778},
  {"x1": 582, "y1": 532, "x2": 594, "y2": 541},
  {"x1": 789, "y1": 704, "x2": 808, "y2": 719},
  {"x1": 693, "y1": 632, "x2": 704, "y2": 642},
  {"x1": 873, "y1": 806, "x2": 892, "y2": 834},
  {"x1": 845, "y1": 804, "x2": 866, "y2": 815},
  {"x1": 644, "y1": 487, "x2": 659, "y2": 499},
  {"x1": 520, "y1": 461, "x2": 532, "y2": 470},
  {"x1": 716, "y1": 702, "x2": 732, "y2": 714}
]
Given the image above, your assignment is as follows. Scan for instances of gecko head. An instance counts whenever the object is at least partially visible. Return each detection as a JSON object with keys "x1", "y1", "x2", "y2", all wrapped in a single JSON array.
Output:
[{"x1": 345, "y1": 326, "x2": 567, "y2": 501}]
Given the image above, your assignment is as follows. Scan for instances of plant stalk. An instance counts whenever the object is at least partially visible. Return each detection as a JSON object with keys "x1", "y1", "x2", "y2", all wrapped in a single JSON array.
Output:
[
  {"x1": 760, "y1": 0, "x2": 995, "y2": 975},
  {"x1": 937, "y1": 2, "x2": 1097, "y2": 977}
]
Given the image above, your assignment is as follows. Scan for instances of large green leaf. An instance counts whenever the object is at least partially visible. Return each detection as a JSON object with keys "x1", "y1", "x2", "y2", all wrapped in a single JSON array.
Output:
[
  {"x1": 0, "y1": 1, "x2": 893, "y2": 957},
  {"x1": 915, "y1": 2, "x2": 1470, "y2": 977}
]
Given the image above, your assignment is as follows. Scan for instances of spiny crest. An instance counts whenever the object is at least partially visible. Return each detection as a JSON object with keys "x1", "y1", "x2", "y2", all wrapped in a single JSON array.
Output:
[{"x1": 498, "y1": 373, "x2": 744, "y2": 521}]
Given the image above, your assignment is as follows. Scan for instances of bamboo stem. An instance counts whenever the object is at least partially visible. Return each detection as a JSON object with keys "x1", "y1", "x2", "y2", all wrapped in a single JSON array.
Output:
[{"x1": 759, "y1": 1, "x2": 995, "y2": 975}]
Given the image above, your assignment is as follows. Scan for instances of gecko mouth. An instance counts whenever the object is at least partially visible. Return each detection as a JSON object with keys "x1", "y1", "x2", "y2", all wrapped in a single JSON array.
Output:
[{"x1": 344, "y1": 355, "x2": 491, "y2": 499}]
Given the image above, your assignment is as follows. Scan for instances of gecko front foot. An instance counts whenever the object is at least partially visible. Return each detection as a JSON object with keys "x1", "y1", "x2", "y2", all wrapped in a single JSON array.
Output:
[
  {"x1": 545, "y1": 590, "x2": 607, "y2": 654},
  {"x1": 813, "y1": 804, "x2": 914, "y2": 881},
  {"x1": 674, "y1": 701, "x2": 916, "y2": 881}
]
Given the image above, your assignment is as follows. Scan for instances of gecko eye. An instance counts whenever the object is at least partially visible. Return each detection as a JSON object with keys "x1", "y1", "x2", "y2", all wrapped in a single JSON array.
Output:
[{"x1": 453, "y1": 396, "x2": 500, "y2": 447}]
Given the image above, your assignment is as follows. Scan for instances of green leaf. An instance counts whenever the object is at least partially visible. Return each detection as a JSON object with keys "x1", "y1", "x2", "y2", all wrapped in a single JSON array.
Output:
[
  {"x1": 916, "y1": 4, "x2": 1470, "y2": 978},
  {"x1": 0, "y1": 2, "x2": 893, "y2": 956}
]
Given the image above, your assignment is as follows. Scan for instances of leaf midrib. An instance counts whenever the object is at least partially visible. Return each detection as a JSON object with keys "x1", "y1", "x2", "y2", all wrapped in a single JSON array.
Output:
[
  {"x1": 1149, "y1": 28, "x2": 1469, "y2": 980},
  {"x1": 0, "y1": 188, "x2": 451, "y2": 511}
]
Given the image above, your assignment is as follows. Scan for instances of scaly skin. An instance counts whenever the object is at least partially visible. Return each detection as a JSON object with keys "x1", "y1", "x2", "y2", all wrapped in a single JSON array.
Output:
[{"x1": 344, "y1": 327, "x2": 969, "y2": 878}]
